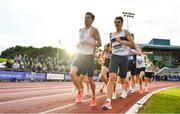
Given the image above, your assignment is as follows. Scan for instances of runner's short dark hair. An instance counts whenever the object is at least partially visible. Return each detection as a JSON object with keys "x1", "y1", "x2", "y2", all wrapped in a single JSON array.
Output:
[
  {"x1": 86, "y1": 12, "x2": 95, "y2": 21},
  {"x1": 131, "y1": 33, "x2": 134, "y2": 38},
  {"x1": 114, "y1": 16, "x2": 124, "y2": 23},
  {"x1": 107, "y1": 43, "x2": 110, "y2": 48}
]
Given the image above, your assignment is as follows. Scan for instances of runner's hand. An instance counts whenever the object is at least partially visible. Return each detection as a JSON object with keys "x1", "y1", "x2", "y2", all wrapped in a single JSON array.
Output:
[{"x1": 116, "y1": 38, "x2": 123, "y2": 44}]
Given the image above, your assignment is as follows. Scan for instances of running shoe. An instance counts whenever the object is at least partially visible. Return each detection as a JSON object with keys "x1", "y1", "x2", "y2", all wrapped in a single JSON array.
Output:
[
  {"x1": 90, "y1": 98, "x2": 96, "y2": 106},
  {"x1": 101, "y1": 101, "x2": 112, "y2": 110},
  {"x1": 139, "y1": 87, "x2": 144, "y2": 94},
  {"x1": 119, "y1": 91, "x2": 127, "y2": 99},
  {"x1": 112, "y1": 92, "x2": 116, "y2": 99},
  {"x1": 130, "y1": 88, "x2": 135, "y2": 94},
  {"x1": 145, "y1": 87, "x2": 148, "y2": 93},
  {"x1": 75, "y1": 91, "x2": 83, "y2": 103}
]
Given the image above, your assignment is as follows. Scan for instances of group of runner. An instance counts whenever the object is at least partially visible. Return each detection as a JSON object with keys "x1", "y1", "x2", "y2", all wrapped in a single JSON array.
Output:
[{"x1": 69, "y1": 12, "x2": 157, "y2": 110}]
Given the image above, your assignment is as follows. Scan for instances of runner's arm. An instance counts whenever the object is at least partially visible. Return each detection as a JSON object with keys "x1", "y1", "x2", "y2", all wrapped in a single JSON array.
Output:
[
  {"x1": 93, "y1": 28, "x2": 102, "y2": 47},
  {"x1": 135, "y1": 44, "x2": 142, "y2": 56},
  {"x1": 98, "y1": 52, "x2": 104, "y2": 65},
  {"x1": 109, "y1": 33, "x2": 113, "y2": 51},
  {"x1": 116, "y1": 30, "x2": 135, "y2": 48}
]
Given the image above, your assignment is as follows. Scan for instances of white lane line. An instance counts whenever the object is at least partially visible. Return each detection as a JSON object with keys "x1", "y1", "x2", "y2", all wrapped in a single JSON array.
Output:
[
  {"x1": 40, "y1": 95, "x2": 106, "y2": 114},
  {"x1": 0, "y1": 85, "x2": 74, "y2": 90},
  {"x1": 0, "y1": 85, "x2": 62, "y2": 89},
  {"x1": 0, "y1": 84, "x2": 103, "y2": 95},
  {"x1": 0, "y1": 83, "x2": 102, "y2": 89},
  {"x1": 0, "y1": 86, "x2": 104, "y2": 105},
  {"x1": 0, "y1": 92, "x2": 73, "y2": 105},
  {"x1": 0, "y1": 85, "x2": 75, "y2": 94},
  {"x1": 0, "y1": 88, "x2": 73, "y2": 95}
]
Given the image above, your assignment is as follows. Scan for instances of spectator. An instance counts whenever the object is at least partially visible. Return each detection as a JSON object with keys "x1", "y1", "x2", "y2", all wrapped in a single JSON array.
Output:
[
  {"x1": 37, "y1": 63, "x2": 43, "y2": 72},
  {"x1": 25, "y1": 56, "x2": 29, "y2": 65},
  {"x1": 42, "y1": 64, "x2": 48, "y2": 72},
  {"x1": 5, "y1": 58, "x2": 11, "y2": 68},
  {"x1": 21, "y1": 63, "x2": 25, "y2": 69},
  {"x1": 18, "y1": 54, "x2": 22, "y2": 68},
  {"x1": 12, "y1": 62, "x2": 20, "y2": 69},
  {"x1": 32, "y1": 64, "x2": 36, "y2": 72},
  {"x1": 14, "y1": 54, "x2": 18, "y2": 63},
  {"x1": 22, "y1": 54, "x2": 27, "y2": 65},
  {"x1": 18, "y1": 54, "x2": 22, "y2": 63},
  {"x1": 29, "y1": 57, "x2": 33, "y2": 68}
]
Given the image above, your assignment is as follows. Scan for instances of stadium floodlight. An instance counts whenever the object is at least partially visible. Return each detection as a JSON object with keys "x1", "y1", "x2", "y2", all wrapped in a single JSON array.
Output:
[
  {"x1": 122, "y1": 12, "x2": 135, "y2": 31},
  {"x1": 57, "y1": 39, "x2": 61, "y2": 64}
]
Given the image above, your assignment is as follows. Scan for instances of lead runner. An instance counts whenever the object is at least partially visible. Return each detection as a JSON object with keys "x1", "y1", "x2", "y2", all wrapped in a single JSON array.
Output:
[
  {"x1": 69, "y1": 12, "x2": 101, "y2": 106},
  {"x1": 101, "y1": 16, "x2": 135, "y2": 110}
]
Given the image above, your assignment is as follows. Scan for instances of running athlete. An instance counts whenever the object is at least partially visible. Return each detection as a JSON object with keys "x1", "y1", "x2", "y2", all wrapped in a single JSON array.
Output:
[
  {"x1": 101, "y1": 16, "x2": 135, "y2": 110},
  {"x1": 69, "y1": 12, "x2": 101, "y2": 106},
  {"x1": 98, "y1": 43, "x2": 111, "y2": 85},
  {"x1": 98, "y1": 42, "x2": 116, "y2": 99},
  {"x1": 136, "y1": 48, "x2": 146, "y2": 94},
  {"x1": 98, "y1": 43, "x2": 111, "y2": 92},
  {"x1": 144, "y1": 60, "x2": 157, "y2": 92},
  {"x1": 126, "y1": 33, "x2": 141, "y2": 93}
]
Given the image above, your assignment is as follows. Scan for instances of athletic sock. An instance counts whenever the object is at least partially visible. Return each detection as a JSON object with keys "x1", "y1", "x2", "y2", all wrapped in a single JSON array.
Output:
[
  {"x1": 106, "y1": 98, "x2": 111, "y2": 103},
  {"x1": 122, "y1": 84, "x2": 126, "y2": 91}
]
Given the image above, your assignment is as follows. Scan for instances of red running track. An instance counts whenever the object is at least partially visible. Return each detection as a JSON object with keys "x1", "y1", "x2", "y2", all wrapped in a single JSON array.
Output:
[{"x1": 0, "y1": 81, "x2": 180, "y2": 113}]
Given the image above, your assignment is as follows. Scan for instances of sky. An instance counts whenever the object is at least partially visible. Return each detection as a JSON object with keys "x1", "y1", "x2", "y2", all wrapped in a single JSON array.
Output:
[{"x1": 0, "y1": 0, "x2": 180, "y2": 54}]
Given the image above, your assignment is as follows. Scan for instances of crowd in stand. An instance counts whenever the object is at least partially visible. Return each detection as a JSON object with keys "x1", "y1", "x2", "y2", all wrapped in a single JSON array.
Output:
[{"x1": 3, "y1": 54, "x2": 70, "y2": 73}]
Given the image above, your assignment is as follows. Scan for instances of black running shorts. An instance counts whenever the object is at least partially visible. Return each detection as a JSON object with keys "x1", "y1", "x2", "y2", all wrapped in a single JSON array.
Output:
[
  {"x1": 145, "y1": 72, "x2": 154, "y2": 79},
  {"x1": 136, "y1": 67, "x2": 146, "y2": 75},
  {"x1": 109, "y1": 54, "x2": 128, "y2": 78},
  {"x1": 128, "y1": 60, "x2": 137, "y2": 76},
  {"x1": 103, "y1": 58, "x2": 110, "y2": 68},
  {"x1": 73, "y1": 54, "x2": 94, "y2": 77}
]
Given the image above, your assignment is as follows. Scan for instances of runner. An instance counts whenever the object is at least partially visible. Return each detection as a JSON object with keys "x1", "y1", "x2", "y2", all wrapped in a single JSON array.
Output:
[
  {"x1": 98, "y1": 42, "x2": 116, "y2": 99},
  {"x1": 136, "y1": 48, "x2": 146, "y2": 94},
  {"x1": 98, "y1": 44, "x2": 110, "y2": 93},
  {"x1": 98, "y1": 43, "x2": 111, "y2": 85},
  {"x1": 101, "y1": 16, "x2": 135, "y2": 110},
  {"x1": 144, "y1": 59, "x2": 157, "y2": 92},
  {"x1": 69, "y1": 12, "x2": 101, "y2": 106},
  {"x1": 126, "y1": 33, "x2": 141, "y2": 93}
]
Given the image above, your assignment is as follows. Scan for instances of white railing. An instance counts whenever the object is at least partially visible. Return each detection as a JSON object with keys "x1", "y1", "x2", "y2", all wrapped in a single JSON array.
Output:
[
  {"x1": 154, "y1": 67, "x2": 169, "y2": 75},
  {"x1": 155, "y1": 67, "x2": 180, "y2": 76}
]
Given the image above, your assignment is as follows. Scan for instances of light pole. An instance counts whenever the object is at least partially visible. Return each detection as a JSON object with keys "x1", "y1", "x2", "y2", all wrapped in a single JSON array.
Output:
[
  {"x1": 122, "y1": 12, "x2": 135, "y2": 31},
  {"x1": 57, "y1": 39, "x2": 61, "y2": 65}
]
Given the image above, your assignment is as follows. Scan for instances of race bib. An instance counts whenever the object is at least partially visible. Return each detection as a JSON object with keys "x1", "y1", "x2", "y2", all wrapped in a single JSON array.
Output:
[
  {"x1": 128, "y1": 56, "x2": 133, "y2": 60},
  {"x1": 79, "y1": 42, "x2": 86, "y2": 49},
  {"x1": 137, "y1": 61, "x2": 143, "y2": 65},
  {"x1": 79, "y1": 33, "x2": 88, "y2": 43}
]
